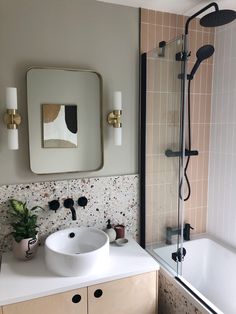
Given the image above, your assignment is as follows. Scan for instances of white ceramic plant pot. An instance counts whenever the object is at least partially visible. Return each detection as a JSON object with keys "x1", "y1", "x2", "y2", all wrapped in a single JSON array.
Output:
[{"x1": 12, "y1": 236, "x2": 38, "y2": 261}]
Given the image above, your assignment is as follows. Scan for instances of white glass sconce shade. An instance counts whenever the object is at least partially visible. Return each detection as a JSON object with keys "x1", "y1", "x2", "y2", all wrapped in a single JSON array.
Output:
[
  {"x1": 113, "y1": 91, "x2": 122, "y2": 146},
  {"x1": 8, "y1": 129, "x2": 19, "y2": 150},
  {"x1": 6, "y1": 87, "x2": 17, "y2": 110}
]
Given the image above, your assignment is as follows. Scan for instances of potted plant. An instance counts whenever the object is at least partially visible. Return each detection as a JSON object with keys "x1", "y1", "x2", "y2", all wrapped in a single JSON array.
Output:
[{"x1": 9, "y1": 199, "x2": 43, "y2": 260}]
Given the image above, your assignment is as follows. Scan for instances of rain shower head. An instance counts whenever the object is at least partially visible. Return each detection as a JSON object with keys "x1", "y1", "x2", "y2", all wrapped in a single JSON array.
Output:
[
  {"x1": 185, "y1": 2, "x2": 236, "y2": 35},
  {"x1": 200, "y1": 9, "x2": 236, "y2": 27},
  {"x1": 189, "y1": 45, "x2": 215, "y2": 79}
]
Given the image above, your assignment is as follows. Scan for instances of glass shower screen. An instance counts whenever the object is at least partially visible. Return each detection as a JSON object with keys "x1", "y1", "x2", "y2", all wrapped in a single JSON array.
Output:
[{"x1": 141, "y1": 35, "x2": 186, "y2": 275}]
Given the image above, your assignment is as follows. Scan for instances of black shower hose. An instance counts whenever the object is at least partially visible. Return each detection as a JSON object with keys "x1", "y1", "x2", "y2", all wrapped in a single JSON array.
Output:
[{"x1": 179, "y1": 79, "x2": 191, "y2": 201}]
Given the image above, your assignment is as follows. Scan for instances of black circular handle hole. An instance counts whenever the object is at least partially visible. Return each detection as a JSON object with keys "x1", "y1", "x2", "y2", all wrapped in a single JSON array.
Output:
[
  {"x1": 94, "y1": 289, "x2": 103, "y2": 298},
  {"x1": 69, "y1": 232, "x2": 75, "y2": 238},
  {"x1": 72, "y1": 294, "x2": 81, "y2": 303}
]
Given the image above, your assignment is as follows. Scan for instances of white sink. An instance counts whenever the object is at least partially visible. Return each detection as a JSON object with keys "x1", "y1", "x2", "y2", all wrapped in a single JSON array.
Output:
[{"x1": 45, "y1": 227, "x2": 109, "y2": 277}]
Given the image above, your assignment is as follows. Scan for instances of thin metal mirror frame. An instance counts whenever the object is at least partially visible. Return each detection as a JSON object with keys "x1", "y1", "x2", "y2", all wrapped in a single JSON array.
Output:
[{"x1": 26, "y1": 66, "x2": 104, "y2": 174}]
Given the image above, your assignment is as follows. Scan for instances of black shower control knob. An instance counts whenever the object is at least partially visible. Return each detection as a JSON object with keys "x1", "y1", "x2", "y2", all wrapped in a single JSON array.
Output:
[
  {"x1": 72, "y1": 294, "x2": 81, "y2": 303},
  {"x1": 78, "y1": 196, "x2": 88, "y2": 208},
  {"x1": 94, "y1": 289, "x2": 103, "y2": 298},
  {"x1": 48, "y1": 200, "x2": 60, "y2": 212}
]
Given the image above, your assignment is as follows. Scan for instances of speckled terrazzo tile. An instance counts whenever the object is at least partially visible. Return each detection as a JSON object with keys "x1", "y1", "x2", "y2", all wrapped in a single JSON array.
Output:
[
  {"x1": 0, "y1": 175, "x2": 139, "y2": 253},
  {"x1": 68, "y1": 175, "x2": 139, "y2": 237},
  {"x1": 158, "y1": 270, "x2": 204, "y2": 314}
]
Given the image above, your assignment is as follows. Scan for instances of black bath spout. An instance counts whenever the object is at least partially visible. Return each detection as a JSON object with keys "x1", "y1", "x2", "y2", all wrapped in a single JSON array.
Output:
[
  {"x1": 166, "y1": 223, "x2": 194, "y2": 245},
  {"x1": 63, "y1": 198, "x2": 77, "y2": 221}
]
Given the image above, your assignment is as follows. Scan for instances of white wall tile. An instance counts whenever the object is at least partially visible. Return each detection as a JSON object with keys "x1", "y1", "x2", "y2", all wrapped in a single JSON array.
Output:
[{"x1": 207, "y1": 20, "x2": 236, "y2": 247}]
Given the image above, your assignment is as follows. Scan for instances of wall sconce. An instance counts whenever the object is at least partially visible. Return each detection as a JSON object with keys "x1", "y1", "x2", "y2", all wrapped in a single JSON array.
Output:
[
  {"x1": 3, "y1": 87, "x2": 21, "y2": 150},
  {"x1": 107, "y1": 91, "x2": 122, "y2": 146}
]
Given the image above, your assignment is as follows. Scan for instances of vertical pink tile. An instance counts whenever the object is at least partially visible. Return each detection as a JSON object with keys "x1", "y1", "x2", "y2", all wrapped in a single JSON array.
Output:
[
  {"x1": 146, "y1": 125, "x2": 153, "y2": 155},
  {"x1": 206, "y1": 64, "x2": 213, "y2": 93},
  {"x1": 141, "y1": 23, "x2": 148, "y2": 53},
  {"x1": 203, "y1": 152, "x2": 209, "y2": 180},
  {"x1": 147, "y1": 58, "x2": 154, "y2": 91},
  {"x1": 148, "y1": 24, "x2": 156, "y2": 51},
  {"x1": 205, "y1": 94, "x2": 211, "y2": 123},
  {"x1": 169, "y1": 13, "x2": 177, "y2": 28},
  {"x1": 176, "y1": 14, "x2": 184, "y2": 29},
  {"x1": 163, "y1": 12, "x2": 170, "y2": 27},
  {"x1": 201, "y1": 64, "x2": 207, "y2": 94},
  {"x1": 201, "y1": 207, "x2": 207, "y2": 232},
  {"x1": 149, "y1": 10, "x2": 156, "y2": 24},
  {"x1": 204, "y1": 124, "x2": 210, "y2": 152},
  {"x1": 146, "y1": 92, "x2": 154, "y2": 124},
  {"x1": 163, "y1": 27, "x2": 170, "y2": 42},
  {"x1": 141, "y1": 9, "x2": 149, "y2": 23},
  {"x1": 156, "y1": 25, "x2": 163, "y2": 43},
  {"x1": 156, "y1": 11, "x2": 163, "y2": 25},
  {"x1": 202, "y1": 180, "x2": 208, "y2": 207}
]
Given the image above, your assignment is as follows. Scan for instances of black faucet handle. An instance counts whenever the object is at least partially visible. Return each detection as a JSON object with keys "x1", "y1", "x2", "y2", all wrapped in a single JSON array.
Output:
[
  {"x1": 185, "y1": 223, "x2": 194, "y2": 230},
  {"x1": 48, "y1": 200, "x2": 60, "y2": 213},
  {"x1": 183, "y1": 223, "x2": 194, "y2": 241},
  {"x1": 64, "y1": 198, "x2": 74, "y2": 209},
  {"x1": 78, "y1": 197, "x2": 88, "y2": 209}
]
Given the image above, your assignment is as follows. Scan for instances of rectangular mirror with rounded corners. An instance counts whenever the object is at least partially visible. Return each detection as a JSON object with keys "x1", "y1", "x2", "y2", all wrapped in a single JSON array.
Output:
[{"x1": 27, "y1": 67, "x2": 103, "y2": 174}]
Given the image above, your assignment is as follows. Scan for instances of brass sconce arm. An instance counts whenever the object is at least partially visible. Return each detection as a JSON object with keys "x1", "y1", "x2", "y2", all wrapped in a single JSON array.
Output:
[
  {"x1": 107, "y1": 110, "x2": 122, "y2": 128},
  {"x1": 4, "y1": 109, "x2": 22, "y2": 129}
]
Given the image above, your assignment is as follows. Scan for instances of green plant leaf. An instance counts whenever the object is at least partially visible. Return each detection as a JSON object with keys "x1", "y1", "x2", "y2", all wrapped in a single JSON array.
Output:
[{"x1": 10, "y1": 199, "x2": 25, "y2": 214}]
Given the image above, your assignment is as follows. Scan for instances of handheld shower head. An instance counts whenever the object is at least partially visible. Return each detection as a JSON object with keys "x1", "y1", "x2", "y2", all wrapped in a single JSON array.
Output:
[
  {"x1": 200, "y1": 9, "x2": 236, "y2": 27},
  {"x1": 189, "y1": 45, "x2": 215, "y2": 79}
]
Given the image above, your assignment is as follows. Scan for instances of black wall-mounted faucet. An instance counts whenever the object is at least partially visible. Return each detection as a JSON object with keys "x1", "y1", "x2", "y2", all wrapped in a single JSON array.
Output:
[{"x1": 64, "y1": 198, "x2": 77, "y2": 220}]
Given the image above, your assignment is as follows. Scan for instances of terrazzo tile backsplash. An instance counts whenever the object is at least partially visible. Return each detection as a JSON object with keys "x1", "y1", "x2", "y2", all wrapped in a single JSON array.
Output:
[{"x1": 0, "y1": 175, "x2": 139, "y2": 253}]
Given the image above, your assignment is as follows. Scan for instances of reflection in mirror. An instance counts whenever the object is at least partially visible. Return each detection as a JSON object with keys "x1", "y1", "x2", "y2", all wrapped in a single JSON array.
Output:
[
  {"x1": 27, "y1": 67, "x2": 103, "y2": 174},
  {"x1": 42, "y1": 104, "x2": 78, "y2": 148}
]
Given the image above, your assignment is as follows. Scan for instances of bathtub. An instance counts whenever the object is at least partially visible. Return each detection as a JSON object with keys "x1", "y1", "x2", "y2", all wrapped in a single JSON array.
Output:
[{"x1": 151, "y1": 236, "x2": 236, "y2": 314}]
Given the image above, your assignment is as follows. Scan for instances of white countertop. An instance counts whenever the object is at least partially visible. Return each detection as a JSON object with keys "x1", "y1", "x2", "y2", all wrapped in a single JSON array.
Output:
[{"x1": 0, "y1": 238, "x2": 159, "y2": 306}]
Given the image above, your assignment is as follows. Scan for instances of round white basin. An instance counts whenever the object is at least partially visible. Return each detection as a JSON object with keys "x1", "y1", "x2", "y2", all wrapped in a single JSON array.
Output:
[{"x1": 45, "y1": 227, "x2": 109, "y2": 277}]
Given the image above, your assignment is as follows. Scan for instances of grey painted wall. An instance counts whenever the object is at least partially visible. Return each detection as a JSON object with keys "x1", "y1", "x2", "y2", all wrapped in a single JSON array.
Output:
[{"x1": 0, "y1": 0, "x2": 139, "y2": 185}]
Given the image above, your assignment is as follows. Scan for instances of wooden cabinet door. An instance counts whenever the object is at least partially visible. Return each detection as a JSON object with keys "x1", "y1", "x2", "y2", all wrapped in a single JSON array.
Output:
[
  {"x1": 88, "y1": 271, "x2": 157, "y2": 314},
  {"x1": 2, "y1": 288, "x2": 87, "y2": 314},
  {"x1": 0, "y1": 307, "x2": 2, "y2": 314}
]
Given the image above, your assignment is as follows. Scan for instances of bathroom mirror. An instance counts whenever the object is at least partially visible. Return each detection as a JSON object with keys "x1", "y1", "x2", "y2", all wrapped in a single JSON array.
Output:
[{"x1": 27, "y1": 67, "x2": 103, "y2": 174}]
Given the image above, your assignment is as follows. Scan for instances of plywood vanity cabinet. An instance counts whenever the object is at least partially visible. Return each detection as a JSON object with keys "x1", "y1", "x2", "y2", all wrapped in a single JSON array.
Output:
[
  {"x1": 2, "y1": 288, "x2": 87, "y2": 314},
  {"x1": 88, "y1": 271, "x2": 157, "y2": 314},
  {"x1": 2, "y1": 272, "x2": 157, "y2": 314}
]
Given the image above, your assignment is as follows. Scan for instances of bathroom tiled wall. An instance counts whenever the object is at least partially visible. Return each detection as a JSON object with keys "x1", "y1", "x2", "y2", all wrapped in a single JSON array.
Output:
[
  {"x1": 208, "y1": 21, "x2": 236, "y2": 247},
  {"x1": 0, "y1": 175, "x2": 139, "y2": 253},
  {"x1": 141, "y1": 9, "x2": 214, "y2": 244}
]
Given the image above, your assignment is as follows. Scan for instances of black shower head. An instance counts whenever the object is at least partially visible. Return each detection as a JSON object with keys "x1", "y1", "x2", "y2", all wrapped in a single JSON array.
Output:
[
  {"x1": 200, "y1": 9, "x2": 236, "y2": 27},
  {"x1": 196, "y1": 44, "x2": 215, "y2": 62},
  {"x1": 185, "y1": 2, "x2": 236, "y2": 35},
  {"x1": 189, "y1": 45, "x2": 215, "y2": 79}
]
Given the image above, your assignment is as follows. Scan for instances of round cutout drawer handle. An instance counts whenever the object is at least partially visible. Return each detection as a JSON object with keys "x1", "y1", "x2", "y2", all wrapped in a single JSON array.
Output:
[
  {"x1": 94, "y1": 289, "x2": 103, "y2": 298},
  {"x1": 72, "y1": 294, "x2": 81, "y2": 303}
]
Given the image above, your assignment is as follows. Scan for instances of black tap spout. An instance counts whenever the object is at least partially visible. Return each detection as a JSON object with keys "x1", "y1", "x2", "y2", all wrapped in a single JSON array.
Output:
[{"x1": 64, "y1": 198, "x2": 77, "y2": 220}]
